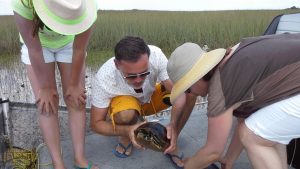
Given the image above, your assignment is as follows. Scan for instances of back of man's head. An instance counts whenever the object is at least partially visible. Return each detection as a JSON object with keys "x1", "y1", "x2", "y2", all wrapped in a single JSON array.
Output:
[{"x1": 114, "y1": 36, "x2": 150, "y2": 62}]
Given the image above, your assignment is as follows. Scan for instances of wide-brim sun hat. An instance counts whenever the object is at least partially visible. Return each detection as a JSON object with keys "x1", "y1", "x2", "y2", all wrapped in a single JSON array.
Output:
[
  {"x1": 32, "y1": 0, "x2": 97, "y2": 35},
  {"x1": 167, "y1": 42, "x2": 226, "y2": 103}
]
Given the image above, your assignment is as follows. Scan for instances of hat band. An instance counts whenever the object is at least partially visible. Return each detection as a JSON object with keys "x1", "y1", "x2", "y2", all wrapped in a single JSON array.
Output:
[{"x1": 40, "y1": 0, "x2": 87, "y2": 25}]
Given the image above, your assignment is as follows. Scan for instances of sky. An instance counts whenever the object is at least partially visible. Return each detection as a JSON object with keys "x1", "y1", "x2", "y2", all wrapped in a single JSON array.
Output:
[{"x1": 0, "y1": 0, "x2": 299, "y2": 15}]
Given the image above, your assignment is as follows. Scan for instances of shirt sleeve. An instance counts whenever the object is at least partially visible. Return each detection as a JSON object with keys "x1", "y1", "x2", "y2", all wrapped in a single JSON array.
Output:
[
  {"x1": 207, "y1": 70, "x2": 226, "y2": 117},
  {"x1": 152, "y1": 46, "x2": 169, "y2": 82},
  {"x1": 11, "y1": 0, "x2": 34, "y2": 20},
  {"x1": 91, "y1": 71, "x2": 111, "y2": 108}
]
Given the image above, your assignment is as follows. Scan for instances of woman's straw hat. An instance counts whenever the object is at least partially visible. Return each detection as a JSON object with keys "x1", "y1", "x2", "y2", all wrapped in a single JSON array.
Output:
[
  {"x1": 167, "y1": 42, "x2": 226, "y2": 103},
  {"x1": 32, "y1": 0, "x2": 97, "y2": 35}
]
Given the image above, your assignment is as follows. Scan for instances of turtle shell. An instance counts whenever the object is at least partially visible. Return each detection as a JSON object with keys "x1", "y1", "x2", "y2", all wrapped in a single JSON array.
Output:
[{"x1": 134, "y1": 122, "x2": 170, "y2": 152}]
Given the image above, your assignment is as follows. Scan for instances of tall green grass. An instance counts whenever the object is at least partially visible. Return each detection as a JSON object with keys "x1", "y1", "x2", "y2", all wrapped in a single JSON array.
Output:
[{"x1": 1, "y1": 9, "x2": 299, "y2": 67}]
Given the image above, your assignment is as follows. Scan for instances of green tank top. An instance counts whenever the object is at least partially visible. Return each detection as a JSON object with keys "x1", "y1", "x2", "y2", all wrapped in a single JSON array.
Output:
[{"x1": 11, "y1": 0, "x2": 74, "y2": 49}]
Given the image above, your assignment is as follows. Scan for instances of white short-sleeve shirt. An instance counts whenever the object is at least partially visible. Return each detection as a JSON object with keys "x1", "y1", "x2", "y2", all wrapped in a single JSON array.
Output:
[{"x1": 92, "y1": 45, "x2": 169, "y2": 108}]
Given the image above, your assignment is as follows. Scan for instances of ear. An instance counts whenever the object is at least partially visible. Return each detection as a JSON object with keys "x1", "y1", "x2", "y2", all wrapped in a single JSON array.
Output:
[{"x1": 114, "y1": 59, "x2": 120, "y2": 70}]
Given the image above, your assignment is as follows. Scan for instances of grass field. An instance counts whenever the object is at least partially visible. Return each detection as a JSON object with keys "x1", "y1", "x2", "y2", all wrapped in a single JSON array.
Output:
[{"x1": 0, "y1": 9, "x2": 299, "y2": 68}]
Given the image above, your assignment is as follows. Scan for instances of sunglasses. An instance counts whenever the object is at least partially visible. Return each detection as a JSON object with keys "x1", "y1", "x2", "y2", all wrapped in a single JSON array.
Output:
[{"x1": 122, "y1": 71, "x2": 150, "y2": 80}]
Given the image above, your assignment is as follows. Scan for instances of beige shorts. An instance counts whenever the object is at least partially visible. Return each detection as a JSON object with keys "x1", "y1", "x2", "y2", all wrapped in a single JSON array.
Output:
[{"x1": 21, "y1": 42, "x2": 73, "y2": 65}]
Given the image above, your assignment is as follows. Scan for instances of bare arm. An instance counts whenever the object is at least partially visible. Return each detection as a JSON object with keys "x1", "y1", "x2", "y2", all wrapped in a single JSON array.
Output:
[
  {"x1": 13, "y1": 12, "x2": 51, "y2": 88},
  {"x1": 184, "y1": 105, "x2": 238, "y2": 169},
  {"x1": 65, "y1": 27, "x2": 94, "y2": 108},
  {"x1": 70, "y1": 27, "x2": 93, "y2": 85},
  {"x1": 90, "y1": 105, "x2": 145, "y2": 147},
  {"x1": 161, "y1": 79, "x2": 197, "y2": 153},
  {"x1": 13, "y1": 12, "x2": 58, "y2": 114}
]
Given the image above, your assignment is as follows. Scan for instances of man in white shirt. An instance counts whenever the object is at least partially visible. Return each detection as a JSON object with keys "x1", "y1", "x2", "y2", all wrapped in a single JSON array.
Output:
[{"x1": 91, "y1": 36, "x2": 197, "y2": 168}]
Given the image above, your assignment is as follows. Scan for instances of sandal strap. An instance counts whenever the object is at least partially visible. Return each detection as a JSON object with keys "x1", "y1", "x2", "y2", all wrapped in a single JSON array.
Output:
[
  {"x1": 74, "y1": 161, "x2": 93, "y2": 169},
  {"x1": 167, "y1": 152, "x2": 184, "y2": 160},
  {"x1": 117, "y1": 142, "x2": 132, "y2": 151},
  {"x1": 87, "y1": 161, "x2": 92, "y2": 169}
]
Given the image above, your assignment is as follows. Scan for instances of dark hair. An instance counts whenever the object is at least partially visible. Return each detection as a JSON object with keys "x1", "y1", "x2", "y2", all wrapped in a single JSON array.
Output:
[
  {"x1": 203, "y1": 62, "x2": 222, "y2": 82},
  {"x1": 21, "y1": 0, "x2": 45, "y2": 36},
  {"x1": 202, "y1": 68, "x2": 215, "y2": 81},
  {"x1": 114, "y1": 36, "x2": 150, "y2": 62}
]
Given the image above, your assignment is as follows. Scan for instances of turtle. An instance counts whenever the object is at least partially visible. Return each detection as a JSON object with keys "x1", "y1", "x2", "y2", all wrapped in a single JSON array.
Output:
[{"x1": 134, "y1": 122, "x2": 170, "y2": 152}]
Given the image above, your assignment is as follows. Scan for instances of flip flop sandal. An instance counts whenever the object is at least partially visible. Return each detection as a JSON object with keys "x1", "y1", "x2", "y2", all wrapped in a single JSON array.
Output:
[
  {"x1": 112, "y1": 142, "x2": 133, "y2": 158},
  {"x1": 74, "y1": 161, "x2": 98, "y2": 169},
  {"x1": 205, "y1": 163, "x2": 219, "y2": 169},
  {"x1": 165, "y1": 152, "x2": 184, "y2": 169}
]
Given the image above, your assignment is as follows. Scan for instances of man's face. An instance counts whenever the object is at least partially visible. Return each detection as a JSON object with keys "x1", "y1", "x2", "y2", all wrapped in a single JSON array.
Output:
[{"x1": 115, "y1": 53, "x2": 150, "y2": 89}]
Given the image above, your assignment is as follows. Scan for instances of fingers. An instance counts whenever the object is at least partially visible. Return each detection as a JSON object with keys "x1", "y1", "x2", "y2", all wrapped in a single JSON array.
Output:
[
  {"x1": 38, "y1": 101, "x2": 45, "y2": 115},
  {"x1": 66, "y1": 89, "x2": 87, "y2": 109},
  {"x1": 226, "y1": 47, "x2": 232, "y2": 55},
  {"x1": 166, "y1": 125, "x2": 172, "y2": 139},
  {"x1": 37, "y1": 91, "x2": 58, "y2": 116},
  {"x1": 164, "y1": 142, "x2": 176, "y2": 154},
  {"x1": 79, "y1": 94, "x2": 86, "y2": 105},
  {"x1": 164, "y1": 124, "x2": 177, "y2": 154},
  {"x1": 130, "y1": 132, "x2": 143, "y2": 149},
  {"x1": 132, "y1": 139, "x2": 143, "y2": 149},
  {"x1": 49, "y1": 99, "x2": 57, "y2": 114}
]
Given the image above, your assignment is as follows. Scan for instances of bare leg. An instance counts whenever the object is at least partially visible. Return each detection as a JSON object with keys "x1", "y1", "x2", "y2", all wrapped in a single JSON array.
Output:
[
  {"x1": 220, "y1": 118, "x2": 244, "y2": 169},
  {"x1": 239, "y1": 122, "x2": 284, "y2": 169},
  {"x1": 275, "y1": 144, "x2": 288, "y2": 169},
  {"x1": 58, "y1": 63, "x2": 97, "y2": 168},
  {"x1": 113, "y1": 109, "x2": 139, "y2": 155},
  {"x1": 26, "y1": 64, "x2": 65, "y2": 169}
]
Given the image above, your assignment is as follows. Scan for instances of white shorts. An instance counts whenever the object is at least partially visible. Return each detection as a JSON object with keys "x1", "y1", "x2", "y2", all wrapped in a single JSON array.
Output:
[
  {"x1": 245, "y1": 94, "x2": 300, "y2": 144},
  {"x1": 21, "y1": 42, "x2": 73, "y2": 65}
]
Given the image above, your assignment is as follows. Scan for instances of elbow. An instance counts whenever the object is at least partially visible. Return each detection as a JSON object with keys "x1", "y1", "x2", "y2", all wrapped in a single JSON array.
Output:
[{"x1": 90, "y1": 120, "x2": 98, "y2": 133}]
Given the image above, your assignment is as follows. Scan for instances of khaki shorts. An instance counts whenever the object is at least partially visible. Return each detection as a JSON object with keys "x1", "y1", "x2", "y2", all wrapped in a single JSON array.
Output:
[{"x1": 109, "y1": 84, "x2": 170, "y2": 128}]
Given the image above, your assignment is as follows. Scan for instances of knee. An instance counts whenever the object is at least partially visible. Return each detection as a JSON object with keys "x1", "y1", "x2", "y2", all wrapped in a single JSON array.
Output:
[{"x1": 114, "y1": 109, "x2": 139, "y2": 125}]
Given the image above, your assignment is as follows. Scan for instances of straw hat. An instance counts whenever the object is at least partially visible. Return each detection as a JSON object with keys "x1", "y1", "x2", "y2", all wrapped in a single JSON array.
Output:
[
  {"x1": 167, "y1": 43, "x2": 226, "y2": 103},
  {"x1": 32, "y1": 0, "x2": 97, "y2": 35}
]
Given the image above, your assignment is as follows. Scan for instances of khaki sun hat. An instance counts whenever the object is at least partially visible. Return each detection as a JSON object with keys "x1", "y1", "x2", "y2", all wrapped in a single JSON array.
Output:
[
  {"x1": 167, "y1": 42, "x2": 226, "y2": 103},
  {"x1": 32, "y1": 0, "x2": 97, "y2": 35}
]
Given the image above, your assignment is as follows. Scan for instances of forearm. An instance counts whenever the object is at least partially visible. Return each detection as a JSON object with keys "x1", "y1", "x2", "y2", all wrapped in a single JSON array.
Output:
[
  {"x1": 92, "y1": 120, "x2": 131, "y2": 137},
  {"x1": 186, "y1": 146, "x2": 221, "y2": 169},
  {"x1": 13, "y1": 12, "x2": 52, "y2": 89},
  {"x1": 170, "y1": 94, "x2": 186, "y2": 127},
  {"x1": 28, "y1": 49, "x2": 53, "y2": 88},
  {"x1": 186, "y1": 108, "x2": 235, "y2": 169},
  {"x1": 177, "y1": 94, "x2": 197, "y2": 133},
  {"x1": 70, "y1": 28, "x2": 92, "y2": 85},
  {"x1": 70, "y1": 49, "x2": 85, "y2": 85}
]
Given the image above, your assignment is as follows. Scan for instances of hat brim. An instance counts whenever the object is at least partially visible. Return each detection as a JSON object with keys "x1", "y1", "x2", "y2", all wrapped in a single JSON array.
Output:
[
  {"x1": 170, "y1": 48, "x2": 226, "y2": 103},
  {"x1": 33, "y1": 0, "x2": 97, "y2": 35}
]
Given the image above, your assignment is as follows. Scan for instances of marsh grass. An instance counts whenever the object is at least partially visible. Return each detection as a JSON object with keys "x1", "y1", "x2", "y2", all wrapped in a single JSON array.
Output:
[{"x1": 1, "y1": 9, "x2": 299, "y2": 67}]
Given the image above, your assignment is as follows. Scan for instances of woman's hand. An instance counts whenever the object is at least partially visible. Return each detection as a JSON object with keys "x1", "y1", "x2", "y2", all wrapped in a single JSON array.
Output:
[
  {"x1": 164, "y1": 122, "x2": 178, "y2": 154},
  {"x1": 219, "y1": 157, "x2": 233, "y2": 169},
  {"x1": 65, "y1": 84, "x2": 86, "y2": 109},
  {"x1": 36, "y1": 87, "x2": 58, "y2": 116}
]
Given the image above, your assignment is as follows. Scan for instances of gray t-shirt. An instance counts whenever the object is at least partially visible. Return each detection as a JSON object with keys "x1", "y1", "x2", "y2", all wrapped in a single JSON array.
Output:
[{"x1": 208, "y1": 33, "x2": 300, "y2": 117}]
